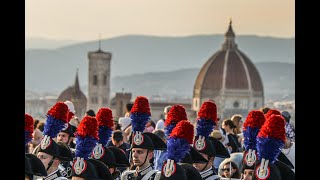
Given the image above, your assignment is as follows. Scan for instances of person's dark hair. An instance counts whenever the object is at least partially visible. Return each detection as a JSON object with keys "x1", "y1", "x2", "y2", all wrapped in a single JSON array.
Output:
[
  {"x1": 34, "y1": 119, "x2": 40, "y2": 130},
  {"x1": 149, "y1": 120, "x2": 156, "y2": 129},
  {"x1": 223, "y1": 119, "x2": 236, "y2": 129},
  {"x1": 153, "y1": 129, "x2": 167, "y2": 142},
  {"x1": 37, "y1": 122, "x2": 45, "y2": 132},
  {"x1": 115, "y1": 122, "x2": 121, "y2": 130},
  {"x1": 86, "y1": 109, "x2": 96, "y2": 117},
  {"x1": 221, "y1": 161, "x2": 241, "y2": 178},
  {"x1": 281, "y1": 111, "x2": 291, "y2": 123},
  {"x1": 260, "y1": 107, "x2": 270, "y2": 114},
  {"x1": 126, "y1": 103, "x2": 134, "y2": 112},
  {"x1": 112, "y1": 130, "x2": 124, "y2": 143}
]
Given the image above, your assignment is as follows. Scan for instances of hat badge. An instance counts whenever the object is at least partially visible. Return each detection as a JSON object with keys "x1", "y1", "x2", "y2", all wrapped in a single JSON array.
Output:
[
  {"x1": 61, "y1": 123, "x2": 70, "y2": 131},
  {"x1": 194, "y1": 135, "x2": 206, "y2": 151},
  {"x1": 133, "y1": 131, "x2": 144, "y2": 146},
  {"x1": 92, "y1": 143, "x2": 105, "y2": 159},
  {"x1": 163, "y1": 159, "x2": 176, "y2": 177},
  {"x1": 73, "y1": 157, "x2": 87, "y2": 175},
  {"x1": 40, "y1": 135, "x2": 52, "y2": 150},
  {"x1": 244, "y1": 149, "x2": 257, "y2": 167},
  {"x1": 255, "y1": 158, "x2": 270, "y2": 180}
]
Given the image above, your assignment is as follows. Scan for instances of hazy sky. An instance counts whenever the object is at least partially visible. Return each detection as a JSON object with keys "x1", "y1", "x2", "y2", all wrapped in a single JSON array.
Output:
[{"x1": 26, "y1": 0, "x2": 294, "y2": 41}]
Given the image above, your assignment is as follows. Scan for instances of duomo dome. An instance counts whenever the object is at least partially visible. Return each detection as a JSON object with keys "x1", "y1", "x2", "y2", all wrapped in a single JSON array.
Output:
[{"x1": 193, "y1": 21, "x2": 264, "y2": 119}]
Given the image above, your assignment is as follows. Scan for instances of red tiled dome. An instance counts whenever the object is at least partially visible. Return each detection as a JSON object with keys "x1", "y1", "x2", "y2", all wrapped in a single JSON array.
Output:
[{"x1": 194, "y1": 21, "x2": 264, "y2": 98}]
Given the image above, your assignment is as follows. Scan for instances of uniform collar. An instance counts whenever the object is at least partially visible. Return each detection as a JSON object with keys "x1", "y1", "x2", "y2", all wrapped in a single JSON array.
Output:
[
  {"x1": 136, "y1": 165, "x2": 153, "y2": 176},
  {"x1": 44, "y1": 168, "x2": 63, "y2": 180},
  {"x1": 200, "y1": 166, "x2": 215, "y2": 179}
]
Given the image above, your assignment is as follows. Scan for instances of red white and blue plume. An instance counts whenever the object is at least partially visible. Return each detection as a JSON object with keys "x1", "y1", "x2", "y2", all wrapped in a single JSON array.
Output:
[
  {"x1": 264, "y1": 109, "x2": 280, "y2": 120},
  {"x1": 166, "y1": 120, "x2": 194, "y2": 163},
  {"x1": 43, "y1": 102, "x2": 69, "y2": 138},
  {"x1": 25, "y1": 114, "x2": 34, "y2": 146},
  {"x1": 130, "y1": 96, "x2": 151, "y2": 133},
  {"x1": 243, "y1": 110, "x2": 266, "y2": 151},
  {"x1": 164, "y1": 105, "x2": 187, "y2": 137},
  {"x1": 75, "y1": 116, "x2": 99, "y2": 159},
  {"x1": 196, "y1": 101, "x2": 218, "y2": 138},
  {"x1": 96, "y1": 108, "x2": 114, "y2": 146},
  {"x1": 256, "y1": 114, "x2": 286, "y2": 164}
]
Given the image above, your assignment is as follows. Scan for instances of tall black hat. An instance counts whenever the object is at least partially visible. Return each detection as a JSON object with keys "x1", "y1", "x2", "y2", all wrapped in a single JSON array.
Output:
[
  {"x1": 242, "y1": 110, "x2": 266, "y2": 169},
  {"x1": 60, "y1": 123, "x2": 77, "y2": 138},
  {"x1": 129, "y1": 96, "x2": 166, "y2": 150},
  {"x1": 208, "y1": 136, "x2": 230, "y2": 158},
  {"x1": 254, "y1": 114, "x2": 286, "y2": 180},
  {"x1": 25, "y1": 153, "x2": 47, "y2": 178},
  {"x1": 277, "y1": 151, "x2": 294, "y2": 169},
  {"x1": 92, "y1": 145, "x2": 130, "y2": 168},
  {"x1": 180, "y1": 163, "x2": 203, "y2": 180},
  {"x1": 72, "y1": 116, "x2": 113, "y2": 179},
  {"x1": 108, "y1": 146, "x2": 130, "y2": 167},
  {"x1": 161, "y1": 161, "x2": 187, "y2": 179},
  {"x1": 274, "y1": 160, "x2": 295, "y2": 180},
  {"x1": 34, "y1": 140, "x2": 73, "y2": 161},
  {"x1": 34, "y1": 102, "x2": 73, "y2": 161},
  {"x1": 72, "y1": 158, "x2": 114, "y2": 180},
  {"x1": 181, "y1": 146, "x2": 208, "y2": 164},
  {"x1": 160, "y1": 121, "x2": 193, "y2": 179},
  {"x1": 194, "y1": 101, "x2": 218, "y2": 157},
  {"x1": 252, "y1": 159, "x2": 281, "y2": 180}
]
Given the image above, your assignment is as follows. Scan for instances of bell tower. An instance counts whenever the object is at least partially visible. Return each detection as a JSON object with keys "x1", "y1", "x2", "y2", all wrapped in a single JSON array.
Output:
[{"x1": 87, "y1": 37, "x2": 112, "y2": 112}]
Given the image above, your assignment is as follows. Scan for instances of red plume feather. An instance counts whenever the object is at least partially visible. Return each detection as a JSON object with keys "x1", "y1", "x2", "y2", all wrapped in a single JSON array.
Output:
[
  {"x1": 76, "y1": 116, "x2": 99, "y2": 139},
  {"x1": 47, "y1": 102, "x2": 69, "y2": 123},
  {"x1": 96, "y1": 108, "x2": 114, "y2": 128},
  {"x1": 243, "y1": 110, "x2": 266, "y2": 131},
  {"x1": 66, "y1": 111, "x2": 74, "y2": 123},
  {"x1": 197, "y1": 101, "x2": 218, "y2": 122},
  {"x1": 264, "y1": 109, "x2": 280, "y2": 120},
  {"x1": 258, "y1": 114, "x2": 286, "y2": 142},
  {"x1": 169, "y1": 120, "x2": 194, "y2": 144},
  {"x1": 25, "y1": 114, "x2": 34, "y2": 133},
  {"x1": 164, "y1": 105, "x2": 187, "y2": 126},
  {"x1": 130, "y1": 96, "x2": 151, "y2": 115}
]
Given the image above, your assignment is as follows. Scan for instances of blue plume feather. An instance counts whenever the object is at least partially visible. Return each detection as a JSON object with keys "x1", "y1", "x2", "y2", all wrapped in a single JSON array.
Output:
[
  {"x1": 25, "y1": 131, "x2": 32, "y2": 146},
  {"x1": 43, "y1": 114, "x2": 65, "y2": 138},
  {"x1": 196, "y1": 117, "x2": 216, "y2": 138},
  {"x1": 75, "y1": 136, "x2": 98, "y2": 160},
  {"x1": 166, "y1": 137, "x2": 190, "y2": 162},
  {"x1": 98, "y1": 126, "x2": 112, "y2": 146},
  {"x1": 256, "y1": 137, "x2": 284, "y2": 164},
  {"x1": 243, "y1": 127, "x2": 260, "y2": 150},
  {"x1": 164, "y1": 123, "x2": 176, "y2": 137},
  {"x1": 130, "y1": 112, "x2": 150, "y2": 132}
]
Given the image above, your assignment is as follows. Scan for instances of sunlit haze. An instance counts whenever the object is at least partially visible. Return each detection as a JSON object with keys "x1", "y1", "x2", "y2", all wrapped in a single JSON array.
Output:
[{"x1": 26, "y1": 0, "x2": 294, "y2": 41}]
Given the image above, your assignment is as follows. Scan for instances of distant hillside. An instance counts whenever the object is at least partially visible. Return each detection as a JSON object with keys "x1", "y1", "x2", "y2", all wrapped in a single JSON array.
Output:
[
  {"x1": 25, "y1": 34, "x2": 295, "y2": 94},
  {"x1": 26, "y1": 37, "x2": 81, "y2": 50},
  {"x1": 109, "y1": 62, "x2": 295, "y2": 101},
  {"x1": 26, "y1": 62, "x2": 294, "y2": 101}
]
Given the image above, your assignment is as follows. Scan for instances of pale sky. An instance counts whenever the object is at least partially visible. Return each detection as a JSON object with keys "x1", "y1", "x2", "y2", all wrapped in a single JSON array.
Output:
[{"x1": 26, "y1": 0, "x2": 295, "y2": 41}]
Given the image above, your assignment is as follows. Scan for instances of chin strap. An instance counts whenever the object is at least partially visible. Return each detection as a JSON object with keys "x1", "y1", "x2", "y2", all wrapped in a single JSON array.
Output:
[
  {"x1": 141, "y1": 149, "x2": 150, "y2": 169},
  {"x1": 46, "y1": 156, "x2": 56, "y2": 171},
  {"x1": 200, "y1": 155, "x2": 211, "y2": 172}
]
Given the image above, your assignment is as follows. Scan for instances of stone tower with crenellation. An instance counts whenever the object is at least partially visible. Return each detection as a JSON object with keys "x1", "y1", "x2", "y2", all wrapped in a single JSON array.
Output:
[{"x1": 113, "y1": 92, "x2": 132, "y2": 120}]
